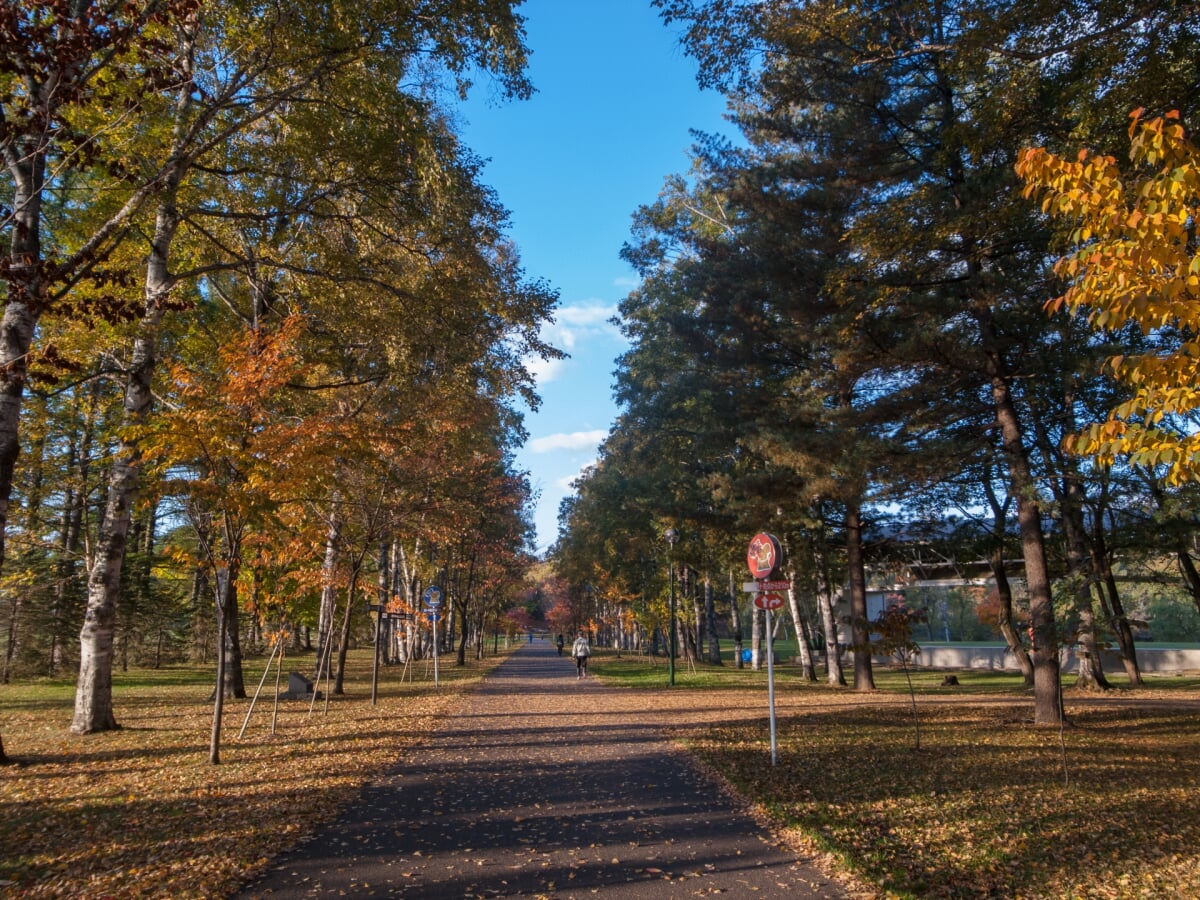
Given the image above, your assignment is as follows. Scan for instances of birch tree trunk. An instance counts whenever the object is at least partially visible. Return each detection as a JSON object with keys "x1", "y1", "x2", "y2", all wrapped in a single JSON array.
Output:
[
  {"x1": 315, "y1": 494, "x2": 342, "y2": 681},
  {"x1": 813, "y1": 531, "x2": 845, "y2": 686},
  {"x1": 750, "y1": 605, "x2": 763, "y2": 670},
  {"x1": 786, "y1": 568, "x2": 817, "y2": 681},
  {"x1": 0, "y1": 83, "x2": 48, "y2": 579},
  {"x1": 70, "y1": 12, "x2": 203, "y2": 733},
  {"x1": 728, "y1": 571, "x2": 744, "y2": 669},
  {"x1": 71, "y1": 212, "x2": 176, "y2": 734}
]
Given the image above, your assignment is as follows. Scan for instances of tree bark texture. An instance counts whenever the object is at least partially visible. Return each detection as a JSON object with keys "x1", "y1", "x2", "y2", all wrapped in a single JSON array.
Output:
[
  {"x1": 846, "y1": 504, "x2": 875, "y2": 691},
  {"x1": 71, "y1": 201, "x2": 174, "y2": 734},
  {"x1": 985, "y1": 349, "x2": 1062, "y2": 725},
  {"x1": 729, "y1": 571, "x2": 744, "y2": 669},
  {"x1": 704, "y1": 575, "x2": 721, "y2": 664}
]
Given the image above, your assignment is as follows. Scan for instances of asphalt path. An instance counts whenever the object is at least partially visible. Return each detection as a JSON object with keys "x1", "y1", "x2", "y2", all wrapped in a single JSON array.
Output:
[{"x1": 237, "y1": 639, "x2": 848, "y2": 898}]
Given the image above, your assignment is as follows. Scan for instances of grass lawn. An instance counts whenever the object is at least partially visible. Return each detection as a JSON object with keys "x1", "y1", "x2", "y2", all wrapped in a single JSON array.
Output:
[
  {"x1": 3, "y1": 643, "x2": 1197, "y2": 899},
  {"x1": 589, "y1": 649, "x2": 1200, "y2": 899},
  {"x1": 0, "y1": 648, "x2": 503, "y2": 898}
]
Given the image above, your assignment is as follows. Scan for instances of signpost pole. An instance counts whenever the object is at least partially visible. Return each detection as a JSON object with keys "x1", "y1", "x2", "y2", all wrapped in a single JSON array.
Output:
[
  {"x1": 371, "y1": 604, "x2": 381, "y2": 705},
  {"x1": 747, "y1": 533, "x2": 783, "y2": 767},
  {"x1": 766, "y1": 605, "x2": 778, "y2": 766},
  {"x1": 423, "y1": 586, "x2": 443, "y2": 688}
]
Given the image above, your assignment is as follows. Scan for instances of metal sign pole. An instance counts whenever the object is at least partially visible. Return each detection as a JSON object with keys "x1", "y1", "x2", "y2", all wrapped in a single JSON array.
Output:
[
  {"x1": 422, "y1": 586, "x2": 443, "y2": 689},
  {"x1": 747, "y1": 533, "x2": 783, "y2": 769},
  {"x1": 432, "y1": 614, "x2": 439, "y2": 687},
  {"x1": 766, "y1": 605, "x2": 778, "y2": 766}
]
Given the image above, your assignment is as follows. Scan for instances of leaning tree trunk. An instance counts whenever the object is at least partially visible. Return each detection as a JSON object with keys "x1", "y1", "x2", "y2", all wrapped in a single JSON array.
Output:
[
  {"x1": 981, "y1": 470, "x2": 1035, "y2": 684},
  {"x1": 333, "y1": 567, "x2": 359, "y2": 695},
  {"x1": 1147, "y1": 479, "x2": 1200, "y2": 619},
  {"x1": 786, "y1": 567, "x2": 818, "y2": 682},
  {"x1": 1090, "y1": 521, "x2": 1142, "y2": 685},
  {"x1": 990, "y1": 545, "x2": 1035, "y2": 685}
]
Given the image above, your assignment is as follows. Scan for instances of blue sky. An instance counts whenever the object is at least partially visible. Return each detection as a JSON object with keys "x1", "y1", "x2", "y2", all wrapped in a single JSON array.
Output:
[{"x1": 457, "y1": 0, "x2": 730, "y2": 553}]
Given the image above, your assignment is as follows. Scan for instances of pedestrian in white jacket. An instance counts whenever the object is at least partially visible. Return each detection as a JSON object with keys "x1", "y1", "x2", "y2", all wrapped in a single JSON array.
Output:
[{"x1": 572, "y1": 632, "x2": 590, "y2": 678}]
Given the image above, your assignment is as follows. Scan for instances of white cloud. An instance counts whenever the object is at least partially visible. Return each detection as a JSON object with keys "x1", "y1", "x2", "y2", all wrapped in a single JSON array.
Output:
[
  {"x1": 530, "y1": 430, "x2": 608, "y2": 454},
  {"x1": 557, "y1": 303, "x2": 618, "y2": 328},
  {"x1": 521, "y1": 302, "x2": 623, "y2": 389},
  {"x1": 526, "y1": 354, "x2": 567, "y2": 385},
  {"x1": 541, "y1": 302, "x2": 622, "y2": 351}
]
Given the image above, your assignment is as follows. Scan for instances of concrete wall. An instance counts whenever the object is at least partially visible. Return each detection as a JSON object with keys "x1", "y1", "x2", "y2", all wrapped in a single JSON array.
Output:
[{"x1": 872, "y1": 645, "x2": 1200, "y2": 675}]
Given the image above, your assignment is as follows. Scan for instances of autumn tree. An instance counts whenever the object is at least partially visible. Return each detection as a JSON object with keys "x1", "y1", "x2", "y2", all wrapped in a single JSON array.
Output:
[
  {"x1": 648, "y1": 0, "x2": 1197, "y2": 722},
  {"x1": 144, "y1": 315, "x2": 314, "y2": 762},
  {"x1": 1017, "y1": 111, "x2": 1200, "y2": 483},
  {"x1": 67, "y1": 0, "x2": 544, "y2": 735}
]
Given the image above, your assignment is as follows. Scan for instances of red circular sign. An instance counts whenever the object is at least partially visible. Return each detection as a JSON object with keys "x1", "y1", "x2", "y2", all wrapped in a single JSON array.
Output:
[
  {"x1": 747, "y1": 533, "x2": 781, "y2": 579},
  {"x1": 755, "y1": 592, "x2": 785, "y2": 611}
]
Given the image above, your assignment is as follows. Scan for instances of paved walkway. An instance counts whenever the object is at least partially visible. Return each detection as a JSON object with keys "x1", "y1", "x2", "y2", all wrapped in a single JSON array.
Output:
[{"x1": 238, "y1": 640, "x2": 848, "y2": 898}]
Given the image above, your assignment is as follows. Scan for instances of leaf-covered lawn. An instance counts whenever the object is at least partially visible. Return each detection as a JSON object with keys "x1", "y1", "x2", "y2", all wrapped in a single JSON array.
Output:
[
  {"x1": 666, "y1": 674, "x2": 1200, "y2": 899},
  {"x1": 4, "y1": 649, "x2": 1199, "y2": 899},
  {"x1": 0, "y1": 651, "x2": 499, "y2": 898}
]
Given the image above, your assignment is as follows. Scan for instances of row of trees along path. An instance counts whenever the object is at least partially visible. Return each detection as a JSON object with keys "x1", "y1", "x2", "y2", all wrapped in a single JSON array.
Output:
[{"x1": 238, "y1": 638, "x2": 850, "y2": 899}]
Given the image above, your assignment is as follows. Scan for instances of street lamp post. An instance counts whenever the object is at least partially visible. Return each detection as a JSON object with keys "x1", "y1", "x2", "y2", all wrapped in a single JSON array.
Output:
[{"x1": 664, "y1": 527, "x2": 679, "y2": 686}]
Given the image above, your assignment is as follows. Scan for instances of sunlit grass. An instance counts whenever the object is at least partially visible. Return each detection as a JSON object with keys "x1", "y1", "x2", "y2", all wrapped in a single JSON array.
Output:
[
  {"x1": 4, "y1": 644, "x2": 1197, "y2": 899},
  {"x1": 0, "y1": 648, "x2": 509, "y2": 898},
  {"x1": 589, "y1": 646, "x2": 1200, "y2": 898}
]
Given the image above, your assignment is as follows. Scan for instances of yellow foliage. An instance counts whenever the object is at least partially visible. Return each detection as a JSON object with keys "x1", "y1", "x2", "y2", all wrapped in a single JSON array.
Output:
[{"x1": 1016, "y1": 110, "x2": 1200, "y2": 483}]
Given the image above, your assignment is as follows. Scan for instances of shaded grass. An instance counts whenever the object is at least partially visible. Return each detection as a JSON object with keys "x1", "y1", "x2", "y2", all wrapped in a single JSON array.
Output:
[
  {"x1": 0, "y1": 649, "x2": 506, "y2": 898},
  {"x1": 589, "y1": 649, "x2": 1200, "y2": 695},
  {"x1": 4, "y1": 645, "x2": 1198, "y2": 899},
  {"x1": 589, "y1": 651, "x2": 1200, "y2": 899}
]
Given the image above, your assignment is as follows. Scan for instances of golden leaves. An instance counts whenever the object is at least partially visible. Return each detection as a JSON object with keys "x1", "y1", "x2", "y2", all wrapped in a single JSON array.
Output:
[
  {"x1": 690, "y1": 698, "x2": 1200, "y2": 899},
  {"x1": 1018, "y1": 111, "x2": 1200, "y2": 482},
  {"x1": 0, "y1": 651, "x2": 501, "y2": 897}
]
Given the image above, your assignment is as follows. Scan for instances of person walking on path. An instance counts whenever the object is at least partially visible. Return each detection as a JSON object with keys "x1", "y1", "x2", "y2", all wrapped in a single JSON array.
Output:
[
  {"x1": 556, "y1": 633, "x2": 565, "y2": 656},
  {"x1": 572, "y1": 630, "x2": 590, "y2": 677}
]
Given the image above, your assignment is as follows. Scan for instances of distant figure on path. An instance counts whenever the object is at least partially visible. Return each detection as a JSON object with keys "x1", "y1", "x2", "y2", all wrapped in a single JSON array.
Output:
[
  {"x1": 572, "y1": 632, "x2": 590, "y2": 678},
  {"x1": 556, "y1": 634, "x2": 565, "y2": 656}
]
